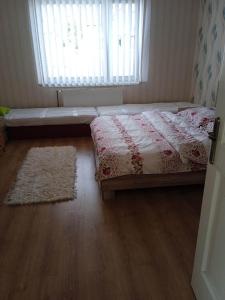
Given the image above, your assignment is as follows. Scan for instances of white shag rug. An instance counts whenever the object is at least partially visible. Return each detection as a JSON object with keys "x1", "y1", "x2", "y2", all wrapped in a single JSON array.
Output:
[{"x1": 5, "y1": 146, "x2": 77, "y2": 205}]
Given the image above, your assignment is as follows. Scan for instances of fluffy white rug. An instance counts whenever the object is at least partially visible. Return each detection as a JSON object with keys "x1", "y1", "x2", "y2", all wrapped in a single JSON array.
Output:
[{"x1": 5, "y1": 146, "x2": 77, "y2": 205}]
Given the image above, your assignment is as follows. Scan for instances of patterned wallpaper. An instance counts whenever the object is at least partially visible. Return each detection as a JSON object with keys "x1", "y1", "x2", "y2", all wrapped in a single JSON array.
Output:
[{"x1": 193, "y1": 0, "x2": 225, "y2": 107}]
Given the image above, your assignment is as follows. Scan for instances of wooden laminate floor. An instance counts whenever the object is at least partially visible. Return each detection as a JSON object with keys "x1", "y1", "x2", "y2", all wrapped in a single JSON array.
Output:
[{"x1": 0, "y1": 138, "x2": 203, "y2": 300}]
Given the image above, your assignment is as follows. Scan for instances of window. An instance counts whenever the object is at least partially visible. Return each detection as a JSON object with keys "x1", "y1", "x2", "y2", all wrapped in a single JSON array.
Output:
[{"x1": 29, "y1": 0, "x2": 145, "y2": 87}]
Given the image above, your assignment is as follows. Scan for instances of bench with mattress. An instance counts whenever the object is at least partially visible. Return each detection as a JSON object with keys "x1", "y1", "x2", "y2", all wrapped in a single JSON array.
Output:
[
  {"x1": 5, "y1": 107, "x2": 98, "y2": 138},
  {"x1": 96, "y1": 102, "x2": 199, "y2": 116},
  {"x1": 5, "y1": 102, "x2": 199, "y2": 139}
]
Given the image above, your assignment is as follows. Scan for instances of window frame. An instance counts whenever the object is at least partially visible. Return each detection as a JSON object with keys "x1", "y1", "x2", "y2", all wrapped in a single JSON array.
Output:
[{"x1": 29, "y1": 0, "x2": 145, "y2": 88}]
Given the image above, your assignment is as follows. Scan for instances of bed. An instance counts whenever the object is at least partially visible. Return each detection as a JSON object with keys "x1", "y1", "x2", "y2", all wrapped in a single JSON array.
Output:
[{"x1": 90, "y1": 107, "x2": 215, "y2": 200}]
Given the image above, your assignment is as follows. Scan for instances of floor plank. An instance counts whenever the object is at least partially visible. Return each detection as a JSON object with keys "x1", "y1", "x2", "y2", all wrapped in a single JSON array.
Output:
[{"x1": 0, "y1": 138, "x2": 203, "y2": 300}]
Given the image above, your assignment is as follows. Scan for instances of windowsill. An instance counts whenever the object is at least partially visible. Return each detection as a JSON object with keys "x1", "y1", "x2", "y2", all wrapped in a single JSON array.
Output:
[{"x1": 38, "y1": 82, "x2": 141, "y2": 88}]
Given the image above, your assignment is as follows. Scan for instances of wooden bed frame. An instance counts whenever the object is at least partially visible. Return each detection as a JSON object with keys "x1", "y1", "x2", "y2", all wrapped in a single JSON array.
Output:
[{"x1": 100, "y1": 171, "x2": 206, "y2": 201}]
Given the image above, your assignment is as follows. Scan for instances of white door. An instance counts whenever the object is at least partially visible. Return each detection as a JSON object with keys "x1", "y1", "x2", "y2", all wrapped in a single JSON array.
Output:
[{"x1": 192, "y1": 63, "x2": 225, "y2": 299}]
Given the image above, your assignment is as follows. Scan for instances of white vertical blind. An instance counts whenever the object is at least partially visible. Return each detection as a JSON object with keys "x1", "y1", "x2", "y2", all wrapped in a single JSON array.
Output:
[{"x1": 29, "y1": 0, "x2": 145, "y2": 87}]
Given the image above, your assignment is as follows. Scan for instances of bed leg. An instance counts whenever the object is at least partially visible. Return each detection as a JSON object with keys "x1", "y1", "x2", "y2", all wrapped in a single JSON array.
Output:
[{"x1": 102, "y1": 190, "x2": 115, "y2": 201}]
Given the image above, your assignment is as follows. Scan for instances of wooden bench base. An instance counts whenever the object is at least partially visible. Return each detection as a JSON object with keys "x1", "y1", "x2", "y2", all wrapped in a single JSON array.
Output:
[{"x1": 7, "y1": 124, "x2": 91, "y2": 139}]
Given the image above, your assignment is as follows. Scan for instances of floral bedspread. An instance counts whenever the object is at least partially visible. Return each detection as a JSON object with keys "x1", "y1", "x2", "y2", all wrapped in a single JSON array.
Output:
[{"x1": 90, "y1": 111, "x2": 210, "y2": 180}]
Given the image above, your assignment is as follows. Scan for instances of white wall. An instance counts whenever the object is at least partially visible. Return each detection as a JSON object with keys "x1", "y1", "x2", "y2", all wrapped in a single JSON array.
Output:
[{"x1": 0, "y1": 0, "x2": 200, "y2": 108}]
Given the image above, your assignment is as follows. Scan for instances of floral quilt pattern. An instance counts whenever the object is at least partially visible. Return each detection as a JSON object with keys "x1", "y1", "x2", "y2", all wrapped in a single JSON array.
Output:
[{"x1": 91, "y1": 111, "x2": 208, "y2": 181}]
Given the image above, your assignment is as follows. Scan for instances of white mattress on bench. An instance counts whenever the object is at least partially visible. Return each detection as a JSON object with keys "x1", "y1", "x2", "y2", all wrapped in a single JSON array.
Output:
[
  {"x1": 5, "y1": 102, "x2": 199, "y2": 127},
  {"x1": 96, "y1": 102, "x2": 199, "y2": 116},
  {"x1": 5, "y1": 107, "x2": 98, "y2": 127}
]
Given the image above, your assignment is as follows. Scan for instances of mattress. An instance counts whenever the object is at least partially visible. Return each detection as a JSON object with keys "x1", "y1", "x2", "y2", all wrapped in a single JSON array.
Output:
[
  {"x1": 96, "y1": 105, "x2": 127, "y2": 116},
  {"x1": 91, "y1": 110, "x2": 211, "y2": 181},
  {"x1": 4, "y1": 102, "x2": 200, "y2": 127},
  {"x1": 96, "y1": 102, "x2": 199, "y2": 116},
  {"x1": 5, "y1": 107, "x2": 98, "y2": 127}
]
